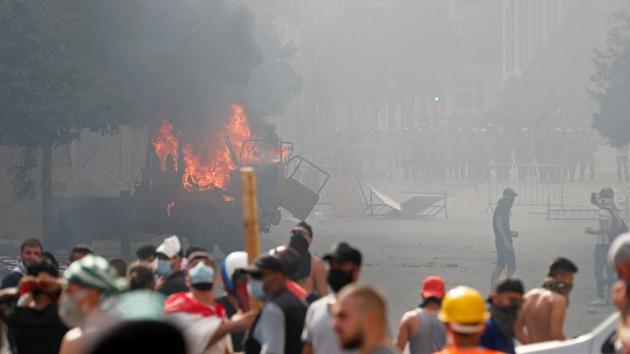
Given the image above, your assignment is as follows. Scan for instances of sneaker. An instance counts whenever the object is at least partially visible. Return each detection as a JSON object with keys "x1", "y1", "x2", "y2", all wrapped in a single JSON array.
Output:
[{"x1": 589, "y1": 297, "x2": 607, "y2": 306}]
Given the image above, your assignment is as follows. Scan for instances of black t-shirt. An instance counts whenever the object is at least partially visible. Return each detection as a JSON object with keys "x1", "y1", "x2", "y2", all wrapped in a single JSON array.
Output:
[
  {"x1": 159, "y1": 271, "x2": 188, "y2": 297},
  {"x1": 7, "y1": 303, "x2": 69, "y2": 354}
]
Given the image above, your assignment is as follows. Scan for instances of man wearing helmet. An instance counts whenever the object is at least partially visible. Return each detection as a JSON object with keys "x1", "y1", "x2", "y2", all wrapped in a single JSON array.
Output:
[{"x1": 434, "y1": 286, "x2": 504, "y2": 354}]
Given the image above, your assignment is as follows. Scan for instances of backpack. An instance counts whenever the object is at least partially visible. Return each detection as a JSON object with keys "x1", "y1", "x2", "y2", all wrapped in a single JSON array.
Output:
[{"x1": 605, "y1": 207, "x2": 629, "y2": 242}]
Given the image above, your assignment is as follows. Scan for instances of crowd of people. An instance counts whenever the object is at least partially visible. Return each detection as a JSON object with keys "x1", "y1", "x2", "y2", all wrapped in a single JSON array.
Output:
[{"x1": 1, "y1": 218, "x2": 630, "y2": 354}]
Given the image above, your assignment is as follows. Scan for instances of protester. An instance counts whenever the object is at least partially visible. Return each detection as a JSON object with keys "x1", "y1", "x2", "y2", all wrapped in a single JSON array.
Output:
[
  {"x1": 303, "y1": 242, "x2": 363, "y2": 354},
  {"x1": 291, "y1": 222, "x2": 328, "y2": 298},
  {"x1": 155, "y1": 235, "x2": 187, "y2": 296},
  {"x1": 480, "y1": 278, "x2": 525, "y2": 354},
  {"x1": 586, "y1": 187, "x2": 625, "y2": 305},
  {"x1": 244, "y1": 254, "x2": 307, "y2": 354},
  {"x1": 68, "y1": 245, "x2": 94, "y2": 266},
  {"x1": 271, "y1": 245, "x2": 309, "y2": 302},
  {"x1": 332, "y1": 284, "x2": 400, "y2": 354},
  {"x1": 516, "y1": 257, "x2": 578, "y2": 344},
  {"x1": 58, "y1": 254, "x2": 126, "y2": 354},
  {"x1": 218, "y1": 251, "x2": 250, "y2": 352},
  {"x1": 127, "y1": 263, "x2": 156, "y2": 291},
  {"x1": 0, "y1": 258, "x2": 68, "y2": 354},
  {"x1": 394, "y1": 276, "x2": 446, "y2": 354},
  {"x1": 109, "y1": 258, "x2": 128, "y2": 278},
  {"x1": 135, "y1": 244, "x2": 157, "y2": 265},
  {"x1": 608, "y1": 233, "x2": 630, "y2": 352},
  {"x1": 164, "y1": 251, "x2": 254, "y2": 354},
  {"x1": 435, "y1": 286, "x2": 503, "y2": 354},
  {"x1": 491, "y1": 188, "x2": 518, "y2": 290},
  {"x1": 1, "y1": 239, "x2": 42, "y2": 289}
]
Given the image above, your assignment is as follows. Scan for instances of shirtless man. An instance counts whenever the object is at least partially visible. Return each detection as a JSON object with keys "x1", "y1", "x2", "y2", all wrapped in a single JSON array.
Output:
[
  {"x1": 516, "y1": 257, "x2": 578, "y2": 344},
  {"x1": 292, "y1": 222, "x2": 328, "y2": 298}
]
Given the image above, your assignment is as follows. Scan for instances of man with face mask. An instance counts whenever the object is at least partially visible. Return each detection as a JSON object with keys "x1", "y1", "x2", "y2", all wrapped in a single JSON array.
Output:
[
  {"x1": 480, "y1": 278, "x2": 524, "y2": 354},
  {"x1": 165, "y1": 251, "x2": 255, "y2": 354},
  {"x1": 302, "y1": 242, "x2": 362, "y2": 354},
  {"x1": 58, "y1": 254, "x2": 126, "y2": 354},
  {"x1": 155, "y1": 235, "x2": 187, "y2": 296},
  {"x1": 290, "y1": 222, "x2": 328, "y2": 298},
  {"x1": 332, "y1": 284, "x2": 400, "y2": 354},
  {"x1": 490, "y1": 188, "x2": 518, "y2": 290},
  {"x1": 395, "y1": 276, "x2": 446, "y2": 354},
  {"x1": 586, "y1": 187, "x2": 626, "y2": 306},
  {"x1": 515, "y1": 257, "x2": 578, "y2": 344},
  {"x1": 0, "y1": 258, "x2": 67, "y2": 354},
  {"x1": 244, "y1": 254, "x2": 307, "y2": 354}
]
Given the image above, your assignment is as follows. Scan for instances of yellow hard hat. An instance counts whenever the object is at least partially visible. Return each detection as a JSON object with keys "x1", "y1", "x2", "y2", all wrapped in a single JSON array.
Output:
[{"x1": 438, "y1": 286, "x2": 489, "y2": 327}]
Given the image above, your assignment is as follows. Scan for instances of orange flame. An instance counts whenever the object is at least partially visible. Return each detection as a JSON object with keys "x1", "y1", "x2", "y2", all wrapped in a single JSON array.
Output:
[
  {"x1": 152, "y1": 120, "x2": 179, "y2": 171},
  {"x1": 153, "y1": 104, "x2": 278, "y2": 193}
]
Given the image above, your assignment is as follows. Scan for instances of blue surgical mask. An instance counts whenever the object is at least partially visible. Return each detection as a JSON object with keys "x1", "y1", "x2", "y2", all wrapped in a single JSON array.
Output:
[
  {"x1": 156, "y1": 259, "x2": 172, "y2": 276},
  {"x1": 247, "y1": 279, "x2": 266, "y2": 300}
]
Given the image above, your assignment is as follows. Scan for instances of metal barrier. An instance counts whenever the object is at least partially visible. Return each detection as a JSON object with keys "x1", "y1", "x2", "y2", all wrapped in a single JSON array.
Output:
[
  {"x1": 488, "y1": 179, "x2": 564, "y2": 210},
  {"x1": 546, "y1": 196, "x2": 629, "y2": 222}
]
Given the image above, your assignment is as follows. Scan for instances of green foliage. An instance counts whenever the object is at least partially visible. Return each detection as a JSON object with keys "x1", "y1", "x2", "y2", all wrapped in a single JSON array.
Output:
[
  {"x1": 590, "y1": 9, "x2": 630, "y2": 147},
  {"x1": 0, "y1": 1, "x2": 138, "y2": 201}
]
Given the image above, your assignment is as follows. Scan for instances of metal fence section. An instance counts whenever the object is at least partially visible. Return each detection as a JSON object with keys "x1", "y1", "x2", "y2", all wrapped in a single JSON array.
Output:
[
  {"x1": 546, "y1": 196, "x2": 629, "y2": 222},
  {"x1": 487, "y1": 164, "x2": 565, "y2": 210}
]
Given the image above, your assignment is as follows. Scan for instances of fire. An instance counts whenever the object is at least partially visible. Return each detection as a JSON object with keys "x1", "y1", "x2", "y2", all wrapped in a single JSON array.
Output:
[
  {"x1": 152, "y1": 104, "x2": 278, "y2": 193},
  {"x1": 152, "y1": 119, "x2": 179, "y2": 171}
]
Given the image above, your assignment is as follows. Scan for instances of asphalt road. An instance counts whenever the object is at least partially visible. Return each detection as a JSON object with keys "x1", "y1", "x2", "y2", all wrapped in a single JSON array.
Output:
[{"x1": 263, "y1": 178, "x2": 619, "y2": 339}]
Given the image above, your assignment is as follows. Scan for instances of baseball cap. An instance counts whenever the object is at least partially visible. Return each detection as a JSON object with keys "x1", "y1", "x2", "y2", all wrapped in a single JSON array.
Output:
[
  {"x1": 323, "y1": 242, "x2": 362, "y2": 266},
  {"x1": 244, "y1": 254, "x2": 287, "y2": 279},
  {"x1": 503, "y1": 188, "x2": 518, "y2": 197},
  {"x1": 187, "y1": 250, "x2": 212, "y2": 265},
  {"x1": 156, "y1": 235, "x2": 181, "y2": 259},
  {"x1": 422, "y1": 276, "x2": 446, "y2": 299}
]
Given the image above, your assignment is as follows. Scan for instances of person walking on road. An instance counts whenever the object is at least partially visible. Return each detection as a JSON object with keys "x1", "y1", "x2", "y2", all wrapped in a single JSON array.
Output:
[
  {"x1": 587, "y1": 187, "x2": 627, "y2": 305},
  {"x1": 516, "y1": 257, "x2": 578, "y2": 344},
  {"x1": 434, "y1": 286, "x2": 504, "y2": 354},
  {"x1": 491, "y1": 188, "x2": 519, "y2": 290},
  {"x1": 394, "y1": 276, "x2": 446, "y2": 354}
]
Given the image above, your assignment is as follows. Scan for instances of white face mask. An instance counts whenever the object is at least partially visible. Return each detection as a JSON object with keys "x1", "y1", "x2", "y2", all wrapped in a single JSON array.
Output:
[
  {"x1": 247, "y1": 279, "x2": 266, "y2": 300},
  {"x1": 58, "y1": 290, "x2": 90, "y2": 328}
]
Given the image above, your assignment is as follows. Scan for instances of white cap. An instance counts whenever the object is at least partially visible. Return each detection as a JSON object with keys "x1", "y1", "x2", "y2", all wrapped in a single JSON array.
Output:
[{"x1": 156, "y1": 235, "x2": 181, "y2": 258}]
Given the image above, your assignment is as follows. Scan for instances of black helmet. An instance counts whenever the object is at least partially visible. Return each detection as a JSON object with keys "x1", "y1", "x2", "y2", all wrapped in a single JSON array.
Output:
[{"x1": 599, "y1": 187, "x2": 614, "y2": 199}]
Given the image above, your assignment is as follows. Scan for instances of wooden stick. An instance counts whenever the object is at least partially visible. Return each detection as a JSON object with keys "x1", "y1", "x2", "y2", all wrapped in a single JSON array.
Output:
[{"x1": 240, "y1": 167, "x2": 262, "y2": 310}]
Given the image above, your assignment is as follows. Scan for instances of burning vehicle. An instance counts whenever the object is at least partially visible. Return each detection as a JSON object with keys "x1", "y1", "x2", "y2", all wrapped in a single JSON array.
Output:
[{"x1": 52, "y1": 105, "x2": 327, "y2": 256}]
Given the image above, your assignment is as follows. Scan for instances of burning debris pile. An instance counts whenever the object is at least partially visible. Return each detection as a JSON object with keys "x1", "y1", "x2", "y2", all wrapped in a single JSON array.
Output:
[{"x1": 151, "y1": 104, "x2": 282, "y2": 194}]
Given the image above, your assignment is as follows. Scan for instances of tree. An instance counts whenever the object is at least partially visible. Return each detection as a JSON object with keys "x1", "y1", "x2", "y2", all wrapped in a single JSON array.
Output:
[
  {"x1": 590, "y1": 8, "x2": 630, "y2": 147},
  {"x1": 0, "y1": 1, "x2": 137, "y2": 246}
]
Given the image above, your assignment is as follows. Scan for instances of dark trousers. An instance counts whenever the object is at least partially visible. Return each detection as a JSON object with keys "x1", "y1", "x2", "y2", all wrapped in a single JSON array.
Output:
[{"x1": 594, "y1": 244, "x2": 615, "y2": 298}]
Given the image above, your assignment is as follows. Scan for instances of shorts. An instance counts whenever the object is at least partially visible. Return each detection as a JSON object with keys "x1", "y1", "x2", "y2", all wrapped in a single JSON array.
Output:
[{"x1": 496, "y1": 243, "x2": 516, "y2": 272}]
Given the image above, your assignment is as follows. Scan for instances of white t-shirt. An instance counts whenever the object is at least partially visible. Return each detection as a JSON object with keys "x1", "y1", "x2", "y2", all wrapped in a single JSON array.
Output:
[{"x1": 597, "y1": 208, "x2": 614, "y2": 245}]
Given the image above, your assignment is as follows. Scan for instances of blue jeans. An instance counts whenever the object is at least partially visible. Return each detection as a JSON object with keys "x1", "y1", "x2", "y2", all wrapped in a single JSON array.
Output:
[{"x1": 594, "y1": 244, "x2": 615, "y2": 298}]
